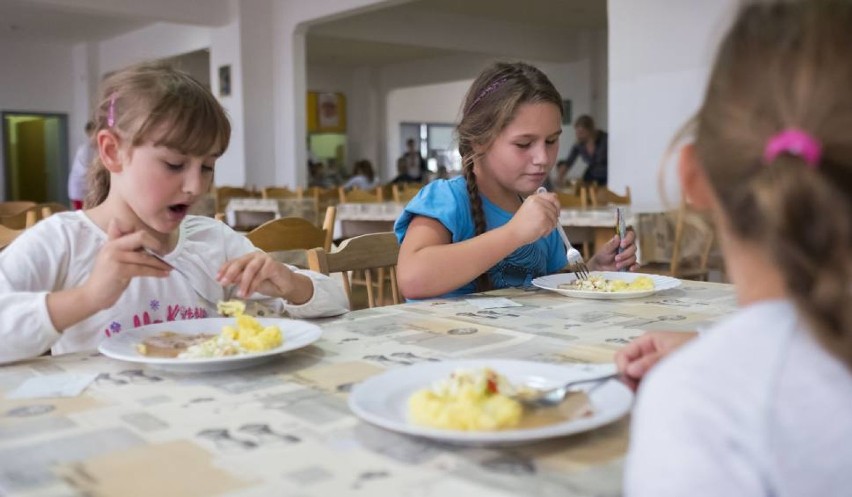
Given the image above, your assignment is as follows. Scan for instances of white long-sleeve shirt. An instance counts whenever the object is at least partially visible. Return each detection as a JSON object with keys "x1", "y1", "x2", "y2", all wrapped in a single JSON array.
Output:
[
  {"x1": 625, "y1": 300, "x2": 852, "y2": 497},
  {"x1": 67, "y1": 143, "x2": 94, "y2": 201},
  {"x1": 0, "y1": 212, "x2": 349, "y2": 363}
]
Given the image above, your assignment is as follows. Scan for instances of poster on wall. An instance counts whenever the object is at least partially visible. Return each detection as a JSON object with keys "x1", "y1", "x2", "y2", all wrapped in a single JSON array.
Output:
[{"x1": 307, "y1": 92, "x2": 346, "y2": 133}]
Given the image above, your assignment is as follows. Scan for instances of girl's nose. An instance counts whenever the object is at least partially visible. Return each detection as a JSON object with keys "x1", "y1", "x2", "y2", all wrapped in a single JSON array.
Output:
[
  {"x1": 532, "y1": 142, "x2": 549, "y2": 166},
  {"x1": 182, "y1": 169, "x2": 204, "y2": 195}
]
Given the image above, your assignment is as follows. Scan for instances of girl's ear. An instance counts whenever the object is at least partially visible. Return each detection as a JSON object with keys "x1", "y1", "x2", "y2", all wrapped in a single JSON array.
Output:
[
  {"x1": 97, "y1": 129, "x2": 123, "y2": 173},
  {"x1": 678, "y1": 143, "x2": 716, "y2": 210}
]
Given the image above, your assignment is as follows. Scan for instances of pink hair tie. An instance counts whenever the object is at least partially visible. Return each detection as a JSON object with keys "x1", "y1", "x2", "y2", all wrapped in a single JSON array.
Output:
[
  {"x1": 107, "y1": 92, "x2": 117, "y2": 128},
  {"x1": 762, "y1": 128, "x2": 822, "y2": 169}
]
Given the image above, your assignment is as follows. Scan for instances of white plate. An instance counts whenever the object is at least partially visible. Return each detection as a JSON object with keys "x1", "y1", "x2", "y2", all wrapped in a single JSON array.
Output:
[
  {"x1": 348, "y1": 359, "x2": 632, "y2": 445},
  {"x1": 532, "y1": 271, "x2": 681, "y2": 299},
  {"x1": 98, "y1": 318, "x2": 322, "y2": 373}
]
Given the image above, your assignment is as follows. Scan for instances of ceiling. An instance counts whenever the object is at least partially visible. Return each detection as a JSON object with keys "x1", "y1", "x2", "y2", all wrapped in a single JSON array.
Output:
[
  {"x1": 0, "y1": 0, "x2": 607, "y2": 65},
  {"x1": 0, "y1": 0, "x2": 149, "y2": 43}
]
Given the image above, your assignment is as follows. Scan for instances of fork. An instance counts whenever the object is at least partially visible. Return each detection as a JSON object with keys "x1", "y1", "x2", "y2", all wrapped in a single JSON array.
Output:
[
  {"x1": 511, "y1": 373, "x2": 618, "y2": 408},
  {"x1": 144, "y1": 248, "x2": 231, "y2": 307},
  {"x1": 536, "y1": 187, "x2": 589, "y2": 280}
]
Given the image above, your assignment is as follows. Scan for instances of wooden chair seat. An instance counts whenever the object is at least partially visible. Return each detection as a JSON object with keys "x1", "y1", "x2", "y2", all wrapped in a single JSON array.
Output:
[{"x1": 307, "y1": 232, "x2": 400, "y2": 309}]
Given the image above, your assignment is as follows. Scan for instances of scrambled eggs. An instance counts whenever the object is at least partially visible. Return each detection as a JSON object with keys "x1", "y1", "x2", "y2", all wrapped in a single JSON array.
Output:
[
  {"x1": 408, "y1": 368, "x2": 523, "y2": 431},
  {"x1": 178, "y1": 301, "x2": 283, "y2": 359},
  {"x1": 560, "y1": 275, "x2": 655, "y2": 292}
]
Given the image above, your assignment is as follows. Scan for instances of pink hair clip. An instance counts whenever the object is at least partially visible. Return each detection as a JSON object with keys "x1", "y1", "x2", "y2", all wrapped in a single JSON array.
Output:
[
  {"x1": 470, "y1": 77, "x2": 508, "y2": 111},
  {"x1": 762, "y1": 128, "x2": 822, "y2": 169},
  {"x1": 107, "y1": 92, "x2": 117, "y2": 128}
]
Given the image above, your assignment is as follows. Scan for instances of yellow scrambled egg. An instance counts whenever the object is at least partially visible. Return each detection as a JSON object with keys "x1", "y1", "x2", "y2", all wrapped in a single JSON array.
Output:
[
  {"x1": 408, "y1": 368, "x2": 523, "y2": 431},
  {"x1": 560, "y1": 275, "x2": 655, "y2": 292},
  {"x1": 221, "y1": 314, "x2": 283, "y2": 352}
]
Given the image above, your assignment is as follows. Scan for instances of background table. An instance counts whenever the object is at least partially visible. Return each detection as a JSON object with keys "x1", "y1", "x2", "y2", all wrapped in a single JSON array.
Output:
[{"x1": 0, "y1": 281, "x2": 737, "y2": 497}]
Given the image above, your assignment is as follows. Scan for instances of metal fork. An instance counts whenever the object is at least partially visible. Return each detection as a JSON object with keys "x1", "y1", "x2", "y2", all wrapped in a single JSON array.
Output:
[
  {"x1": 511, "y1": 373, "x2": 618, "y2": 408},
  {"x1": 536, "y1": 187, "x2": 589, "y2": 280}
]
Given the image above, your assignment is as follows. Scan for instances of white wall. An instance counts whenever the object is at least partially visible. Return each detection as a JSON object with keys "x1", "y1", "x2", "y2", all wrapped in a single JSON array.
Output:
[
  {"x1": 98, "y1": 22, "x2": 212, "y2": 74},
  {"x1": 382, "y1": 57, "x2": 599, "y2": 181},
  {"x1": 0, "y1": 40, "x2": 77, "y2": 200},
  {"x1": 608, "y1": 0, "x2": 737, "y2": 209},
  {"x1": 209, "y1": 15, "x2": 245, "y2": 187}
]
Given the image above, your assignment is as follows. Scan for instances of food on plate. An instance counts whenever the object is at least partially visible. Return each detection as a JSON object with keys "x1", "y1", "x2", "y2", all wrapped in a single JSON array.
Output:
[
  {"x1": 559, "y1": 275, "x2": 654, "y2": 292},
  {"x1": 135, "y1": 301, "x2": 283, "y2": 359},
  {"x1": 408, "y1": 368, "x2": 523, "y2": 431}
]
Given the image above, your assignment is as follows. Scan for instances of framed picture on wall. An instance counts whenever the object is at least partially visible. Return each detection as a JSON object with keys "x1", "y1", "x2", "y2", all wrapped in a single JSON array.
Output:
[
  {"x1": 307, "y1": 92, "x2": 346, "y2": 133},
  {"x1": 219, "y1": 65, "x2": 231, "y2": 97}
]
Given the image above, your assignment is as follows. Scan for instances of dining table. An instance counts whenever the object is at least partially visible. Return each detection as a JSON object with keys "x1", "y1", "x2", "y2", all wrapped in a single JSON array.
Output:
[
  {"x1": 335, "y1": 202, "x2": 670, "y2": 261},
  {"x1": 0, "y1": 279, "x2": 737, "y2": 497},
  {"x1": 225, "y1": 198, "x2": 318, "y2": 231}
]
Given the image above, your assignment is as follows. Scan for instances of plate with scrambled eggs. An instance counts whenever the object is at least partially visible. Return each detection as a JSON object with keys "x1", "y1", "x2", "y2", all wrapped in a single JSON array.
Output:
[
  {"x1": 98, "y1": 315, "x2": 322, "y2": 373},
  {"x1": 348, "y1": 360, "x2": 632, "y2": 445},
  {"x1": 532, "y1": 271, "x2": 681, "y2": 300}
]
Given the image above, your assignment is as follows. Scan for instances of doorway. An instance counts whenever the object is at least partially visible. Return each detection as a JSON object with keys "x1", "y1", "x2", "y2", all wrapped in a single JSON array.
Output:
[{"x1": 1, "y1": 111, "x2": 69, "y2": 203}]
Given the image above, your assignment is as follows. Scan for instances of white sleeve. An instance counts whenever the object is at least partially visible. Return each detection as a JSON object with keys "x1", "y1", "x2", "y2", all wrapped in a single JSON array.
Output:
[
  {"x1": 624, "y1": 366, "x2": 767, "y2": 497},
  {"x1": 0, "y1": 228, "x2": 66, "y2": 363},
  {"x1": 220, "y1": 222, "x2": 349, "y2": 318}
]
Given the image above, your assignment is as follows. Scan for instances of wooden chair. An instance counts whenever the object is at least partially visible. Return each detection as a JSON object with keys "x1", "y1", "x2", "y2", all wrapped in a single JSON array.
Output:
[
  {"x1": 590, "y1": 185, "x2": 631, "y2": 207},
  {"x1": 0, "y1": 225, "x2": 24, "y2": 251},
  {"x1": 307, "y1": 232, "x2": 400, "y2": 309},
  {"x1": 0, "y1": 202, "x2": 39, "y2": 230},
  {"x1": 262, "y1": 187, "x2": 302, "y2": 200},
  {"x1": 555, "y1": 188, "x2": 588, "y2": 209},
  {"x1": 392, "y1": 183, "x2": 421, "y2": 203},
  {"x1": 215, "y1": 186, "x2": 255, "y2": 214},
  {"x1": 339, "y1": 186, "x2": 382, "y2": 204},
  {"x1": 38, "y1": 202, "x2": 70, "y2": 219},
  {"x1": 246, "y1": 206, "x2": 336, "y2": 252},
  {"x1": 641, "y1": 202, "x2": 716, "y2": 281}
]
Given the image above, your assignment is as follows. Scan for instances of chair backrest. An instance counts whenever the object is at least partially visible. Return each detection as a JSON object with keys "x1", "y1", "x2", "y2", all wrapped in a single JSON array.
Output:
[
  {"x1": 339, "y1": 186, "x2": 382, "y2": 204},
  {"x1": 215, "y1": 186, "x2": 255, "y2": 213},
  {"x1": 262, "y1": 187, "x2": 302, "y2": 200},
  {"x1": 38, "y1": 202, "x2": 70, "y2": 219},
  {"x1": 555, "y1": 188, "x2": 588, "y2": 209},
  {"x1": 320, "y1": 205, "x2": 336, "y2": 251},
  {"x1": 0, "y1": 204, "x2": 39, "y2": 229},
  {"x1": 669, "y1": 202, "x2": 715, "y2": 278},
  {"x1": 392, "y1": 183, "x2": 421, "y2": 203},
  {"x1": 590, "y1": 185, "x2": 631, "y2": 206},
  {"x1": 0, "y1": 201, "x2": 36, "y2": 217},
  {"x1": 246, "y1": 216, "x2": 328, "y2": 252},
  {"x1": 0, "y1": 224, "x2": 24, "y2": 251},
  {"x1": 306, "y1": 232, "x2": 400, "y2": 308}
]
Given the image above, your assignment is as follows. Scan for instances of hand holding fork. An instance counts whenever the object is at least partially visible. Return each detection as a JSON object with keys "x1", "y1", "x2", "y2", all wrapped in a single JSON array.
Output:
[{"x1": 536, "y1": 187, "x2": 589, "y2": 279}]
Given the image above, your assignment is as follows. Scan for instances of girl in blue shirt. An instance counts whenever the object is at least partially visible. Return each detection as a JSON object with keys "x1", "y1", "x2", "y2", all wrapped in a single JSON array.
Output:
[{"x1": 395, "y1": 62, "x2": 638, "y2": 299}]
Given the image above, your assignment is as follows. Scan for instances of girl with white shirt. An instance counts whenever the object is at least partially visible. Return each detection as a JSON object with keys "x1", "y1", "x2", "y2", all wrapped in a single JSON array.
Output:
[
  {"x1": 617, "y1": 2, "x2": 852, "y2": 496},
  {"x1": 0, "y1": 61, "x2": 348, "y2": 364}
]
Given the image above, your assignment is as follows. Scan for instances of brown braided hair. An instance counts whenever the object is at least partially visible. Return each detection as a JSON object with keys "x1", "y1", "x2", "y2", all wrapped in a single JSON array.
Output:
[
  {"x1": 692, "y1": 1, "x2": 852, "y2": 368},
  {"x1": 457, "y1": 62, "x2": 563, "y2": 290},
  {"x1": 85, "y1": 61, "x2": 230, "y2": 207}
]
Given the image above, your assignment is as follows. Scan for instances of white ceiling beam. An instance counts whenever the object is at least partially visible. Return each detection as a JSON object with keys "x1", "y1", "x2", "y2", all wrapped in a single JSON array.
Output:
[{"x1": 23, "y1": 0, "x2": 233, "y2": 26}]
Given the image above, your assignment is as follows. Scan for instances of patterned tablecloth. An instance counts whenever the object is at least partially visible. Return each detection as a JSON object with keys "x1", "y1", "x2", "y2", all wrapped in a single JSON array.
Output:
[{"x1": 0, "y1": 281, "x2": 737, "y2": 497}]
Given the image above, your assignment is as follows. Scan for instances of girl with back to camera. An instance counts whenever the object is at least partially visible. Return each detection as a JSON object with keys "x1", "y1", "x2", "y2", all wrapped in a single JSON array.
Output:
[
  {"x1": 0, "y1": 61, "x2": 348, "y2": 364},
  {"x1": 619, "y1": 2, "x2": 852, "y2": 495},
  {"x1": 395, "y1": 62, "x2": 638, "y2": 299}
]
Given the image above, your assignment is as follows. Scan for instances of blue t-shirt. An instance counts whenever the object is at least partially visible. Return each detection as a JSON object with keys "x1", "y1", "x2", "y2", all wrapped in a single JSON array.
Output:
[{"x1": 394, "y1": 176, "x2": 567, "y2": 298}]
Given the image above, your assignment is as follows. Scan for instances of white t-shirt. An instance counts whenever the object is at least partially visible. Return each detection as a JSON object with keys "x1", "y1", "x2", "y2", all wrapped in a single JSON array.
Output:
[
  {"x1": 67, "y1": 143, "x2": 94, "y2": 201},
  {"x1": 0, "y1": 212, "x2": 349, "y2": 363},
  {"x1": 625, "y1": 300, "x2": 852, "y2": 497}
]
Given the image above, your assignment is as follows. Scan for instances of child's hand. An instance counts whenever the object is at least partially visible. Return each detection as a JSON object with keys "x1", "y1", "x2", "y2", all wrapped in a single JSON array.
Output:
[
  {"x1": 588, "y1": 228, "x2": 640, "y2": 271},
  {"x1": 615, "y1": 331, "x2": 698, "y2": 391},
  {"x1": 217, "y1": 252, "x2": 312, "y2": 303},
  {"x1": 84, "y1": 220, "x2": 172, "y2": 310},
  {"x1": 507, "y1": 192, "x2": 561, "y2": 245}
]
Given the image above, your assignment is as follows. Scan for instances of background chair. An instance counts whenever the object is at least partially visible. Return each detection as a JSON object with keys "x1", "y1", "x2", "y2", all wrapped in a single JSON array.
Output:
[
  {"x1": 246, "y1": 206, "x2": 336, "y2": 253},
  {"x1": 392, "y1": 183, "x2": 421, "y2": 203},
  {"x1": 0, "y1": 202, "x2": 39, "y2": 229},
  {"x1": 262, "y1": 187, "x2": 302, "y2": 199},
  {"x1": 0, "y1": 225, "x2": 24, "y2": 251},
  {"x1": 215, "y1": 186, "x2": 256, "y2": 214},
  {"x1": 339, "y1": 186, "x2": 383, "y2": 204},
  {"x1": 307, "y1": 232, "x2": 400, "y2": 309},
  {"x1": 555, "y1": 188, "x2": 588, "y2": 209},
  {"x1": 38, "y1": 202, "x2": 70, "y2": 219},
  {"x1": 640, "y1": 201, "x2": 716, "y2": 281},
  {"x1": 590, "y1": 185, "x2": 631, "y2": 207}
]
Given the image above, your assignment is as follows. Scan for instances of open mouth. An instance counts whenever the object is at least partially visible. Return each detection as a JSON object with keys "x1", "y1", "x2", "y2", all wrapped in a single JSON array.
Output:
[{"x1": 168, "y1": 204, "x2": 189, "y2": 215}]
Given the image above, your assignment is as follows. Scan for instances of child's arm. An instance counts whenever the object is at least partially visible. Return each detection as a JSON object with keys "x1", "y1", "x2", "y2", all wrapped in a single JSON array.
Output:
[
  {"x1": 398, "y1": 193, "x2": 560, "y2": 299},
  {"x1": 46, "y1": 220, "x2": 172, "y2": 331},
  {"x1": 217, "y1": 252, "x2": 349, "y2": 318},
  {"x1": 588, "y1": 228, "x2": 640, "y2": 271}
]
